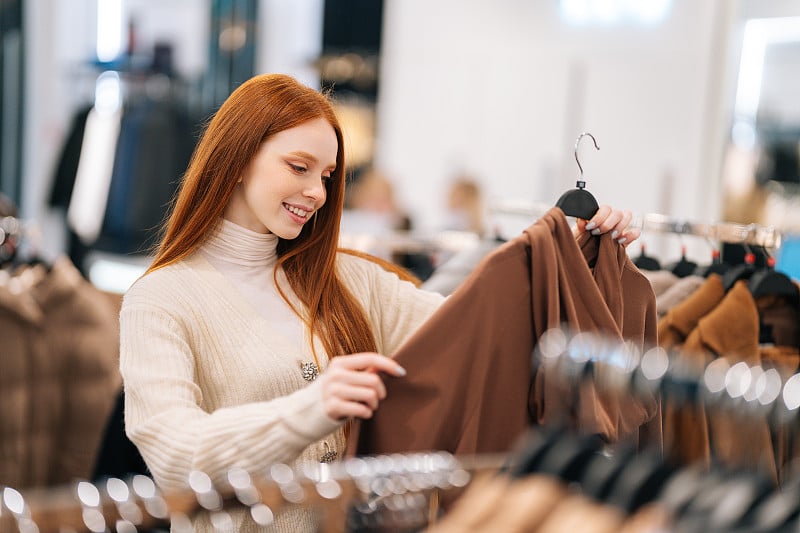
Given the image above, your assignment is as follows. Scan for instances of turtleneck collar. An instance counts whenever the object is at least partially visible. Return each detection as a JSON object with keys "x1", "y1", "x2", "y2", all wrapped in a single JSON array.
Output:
[{"x1": 201, "y1": 218, "x2": 279, "y2": 268}]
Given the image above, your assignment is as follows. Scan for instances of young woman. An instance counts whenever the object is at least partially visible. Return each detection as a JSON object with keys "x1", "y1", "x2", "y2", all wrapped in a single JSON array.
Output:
[{"x1": 119, "y1": 73, "x2": 639, "y2": 532}]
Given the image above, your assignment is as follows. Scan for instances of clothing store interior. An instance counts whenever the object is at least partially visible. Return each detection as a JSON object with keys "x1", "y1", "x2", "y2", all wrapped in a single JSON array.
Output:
[{"x1": 3, "y1": 0, "x2": 800, "y2": 531}]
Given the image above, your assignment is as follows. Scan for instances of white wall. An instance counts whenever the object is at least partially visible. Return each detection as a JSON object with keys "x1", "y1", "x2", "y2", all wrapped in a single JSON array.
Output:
[
  {"x1": 22, "y1": 0, "x2": 97, "y2": 257},
  {"x1": 377, "y1": 0, "x2": 734, "y2": 261},
  {"x1": 255, "y1": 0, "x2": 323, "y2": 87}
]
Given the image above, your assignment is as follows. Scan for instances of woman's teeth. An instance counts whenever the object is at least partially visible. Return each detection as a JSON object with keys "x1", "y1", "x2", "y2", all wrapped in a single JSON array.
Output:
[{"x1": 284, "y1": 204, "x2": 309, "y2": 218}]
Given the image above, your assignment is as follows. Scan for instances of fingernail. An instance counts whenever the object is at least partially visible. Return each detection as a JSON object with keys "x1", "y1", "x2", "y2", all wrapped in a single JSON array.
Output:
[
  {"x1": 617, "y1": 237, "x2": 627, "y2": 244},
  {"x1": 585, "y1": 221, "x2": 596, "y2": 230},
  {"x1": 611, "y1": 230, "x2": 619, "y2": 239},
  {"x1": 396, "y1": 365, "x2": 407, "y2": 377},
  {"x1": 591, "y1": 228, "x2": 601, "y2": 236}
]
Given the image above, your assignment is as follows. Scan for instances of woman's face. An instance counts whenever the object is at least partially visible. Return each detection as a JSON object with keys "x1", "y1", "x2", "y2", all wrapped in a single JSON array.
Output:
[{"x1": 224, "y1": 117, "x2": 338, "y2": 238}]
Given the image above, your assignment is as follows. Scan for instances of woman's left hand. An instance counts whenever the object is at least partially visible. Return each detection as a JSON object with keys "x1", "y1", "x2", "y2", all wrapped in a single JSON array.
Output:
[{"x1": 574, "y1": 205, "x2": 640, "y2": 248}]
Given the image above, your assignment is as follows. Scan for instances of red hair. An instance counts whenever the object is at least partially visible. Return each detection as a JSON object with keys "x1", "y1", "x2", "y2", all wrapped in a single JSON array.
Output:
[{"x1": 148, "y1": 74, "x2": 378, "y2": 360}]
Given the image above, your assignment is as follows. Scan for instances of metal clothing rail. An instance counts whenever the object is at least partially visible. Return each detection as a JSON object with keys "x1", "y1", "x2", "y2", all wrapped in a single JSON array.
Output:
[
  {"x1": 0, "y1": 452, "x2": 505, "y2": 533},
  {"x1": 638, "y1": 213, "x2": 782, "y2": 250},
  {"x1": 487, "y1": 199, "x2": 783, "y2": 249}
]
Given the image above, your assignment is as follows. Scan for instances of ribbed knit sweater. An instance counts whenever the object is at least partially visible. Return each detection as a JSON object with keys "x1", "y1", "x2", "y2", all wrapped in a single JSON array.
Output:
[{"x1": 119, "y1": 219, "x2": 444, "y2": 532}]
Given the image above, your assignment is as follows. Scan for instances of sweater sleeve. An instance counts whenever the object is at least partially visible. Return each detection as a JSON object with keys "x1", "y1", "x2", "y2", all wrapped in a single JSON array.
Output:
[
  {"x1": 119, "y1": 285, "x2": 341, "y2": 491},
  {"x1": 336, "y1": 253, "x2": 446, "y2": 355}
]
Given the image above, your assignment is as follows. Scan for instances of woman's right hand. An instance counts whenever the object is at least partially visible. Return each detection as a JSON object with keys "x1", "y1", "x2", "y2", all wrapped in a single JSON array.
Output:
[{"x1": 319, "y1": 353, "x2": 406, "y2": 421}]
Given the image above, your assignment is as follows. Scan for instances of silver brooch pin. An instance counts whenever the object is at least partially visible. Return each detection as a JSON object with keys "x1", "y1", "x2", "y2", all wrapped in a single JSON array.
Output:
[
  {"x1": 320, "y1": 442, "x2": 337, "y2": 463},
  {"x1": 300, "y1": 361, "x2": 320, "y2": 382}
]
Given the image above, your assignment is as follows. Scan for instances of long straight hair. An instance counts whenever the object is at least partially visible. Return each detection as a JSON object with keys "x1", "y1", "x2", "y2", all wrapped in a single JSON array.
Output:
[{"x1": 147, "y1": 73, "x2": 377, "y2": 359}]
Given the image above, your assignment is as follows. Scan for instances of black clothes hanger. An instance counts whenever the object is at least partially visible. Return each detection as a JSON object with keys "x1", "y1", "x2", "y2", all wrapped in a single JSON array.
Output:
[
  {"x1": 507, "y1": 425, "x2": 565, "y2": 478},
  {"x1": 555, "y1": 132, "x2": 600, "y2": 220},
  {"x1": 670, "y1": 468, "x2": 775, "y2": 533},
  {"x1": 745, "y1": 472, "x2": 800, "y2": 532},
  {"x1": 748, "y1": 254, "x2": 800, "y2": 306},
  {"x1": 695, "y1": 248, "x2": 732, "y2": 278},
  {"x1": 722, "y1": 251, "x2": 758, "y2": 292},
  {"x1": 603, "y1": 451, "x2": 676, "y2": 514},
  {"x1": 534, "y1": 432, "x2": 606, "y2": 483},
  {"x1": 667, "y1": 245, "x2": 699, "y2": 278},
  {"x1": 580, "y1": 444, "x2": 638, "y2": 502},
  {"x1": 633, "y1": 243, "x2": 662, "y2": 271}
]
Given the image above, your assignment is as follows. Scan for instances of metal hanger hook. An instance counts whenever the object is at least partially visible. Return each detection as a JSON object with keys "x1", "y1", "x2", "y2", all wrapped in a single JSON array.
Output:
[
  {"x1": 742, "y1": 223, "x2": 757, "y2": 257},
  {"x1": 574, "y1": 132, "x2": 600, "y2": 184}
]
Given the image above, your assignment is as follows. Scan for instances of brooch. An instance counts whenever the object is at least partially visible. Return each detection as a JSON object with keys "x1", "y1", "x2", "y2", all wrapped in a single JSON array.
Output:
[
  {"x1": 300, "y1": 361, "x2": 320, "y2": 382},
  {"x1": 320, "y1": 442, "x2": 337, "y2": 463}
]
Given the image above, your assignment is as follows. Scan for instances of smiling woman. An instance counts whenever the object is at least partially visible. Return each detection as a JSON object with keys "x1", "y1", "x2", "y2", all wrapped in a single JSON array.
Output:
[{"x1": 119, "y1": 73, "x2": 444, "y2": 532}]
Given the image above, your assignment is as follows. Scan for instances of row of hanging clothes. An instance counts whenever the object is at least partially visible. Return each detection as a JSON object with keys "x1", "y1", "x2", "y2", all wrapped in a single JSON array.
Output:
[
  {"x1": 0, "y1": 208, "x2": 131, "y2": 493},
  {"x1": 4, "y1": 130, "x2": 795, "y2": 531},
  {"x1": 628, "y1": 215, "x2": 800, "y2": 487},
  {"x1": 48, "y1": 63, "x2": 202, "y2": 276},
  {"x1": 630, "y1": 214, "x2": 794, "y2": 319},
  {"x1": 426, "y1": 327, "x2": 800, "y2": 533},
  {"x1": 7, "y1": 330, "x2": 800, "y2": 532}
]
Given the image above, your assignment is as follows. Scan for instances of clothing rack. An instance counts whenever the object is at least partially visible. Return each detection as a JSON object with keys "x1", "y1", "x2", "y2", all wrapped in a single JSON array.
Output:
[
  {"x1": 429, "y1": 330, "x2": 800, "y2": 532},
  {"x1": 535, "y1": 327, "x2": 800, "y2": 434},
  {"x1": 339, "y1": 228, "x2": 482, "y2": 255},
  {"x1": 488, "y1": 199, "x2": 783, "y2": 249},
  {"x1": 0, "y1": 452, "x2": 505, "y2": 533},
  {"x1": 639, "y1": 213, "x2": 782, "y2": 250}
]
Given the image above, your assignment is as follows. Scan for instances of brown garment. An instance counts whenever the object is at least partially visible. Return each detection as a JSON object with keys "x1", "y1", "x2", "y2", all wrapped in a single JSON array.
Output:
[
  {"x1": 681, "y1": 280, "x2": 776, "y2": 480},
  {"x1": 535, "y1": 494, "x2": 626, "y2": 533},
  {"x1": 756, "y1": 293, "x2": 800, "y2": 349},
  {"x1": 0, "y1": 257, "x2": 120, "y2": 488},
  {"x1": 348, "y1": 208, "x2": 659, "y2": 457},
  {"x1": 618, "y1": 503, "x2": 672, "y2": 532},
  {"x1": 657, "y1": 274, "x2": 725, "y2": 351},
  {"x1": 426, "y1": 474, "x2": 567, "y2": 533},
  {"x1": 0, "y1": 267, "x2": 51, "y2": 488},
  {"x1": 760, "y1": 345, "x2": 800, "y2": 483},
  {"x1": 657, "y1": 274, "x2": 725, "y2": 465}
]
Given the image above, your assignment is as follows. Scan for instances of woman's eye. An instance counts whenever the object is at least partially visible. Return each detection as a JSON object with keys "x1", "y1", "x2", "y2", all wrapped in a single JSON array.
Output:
[{"x1": 289, "y1": 163, "x2": 307, "y2": 173}]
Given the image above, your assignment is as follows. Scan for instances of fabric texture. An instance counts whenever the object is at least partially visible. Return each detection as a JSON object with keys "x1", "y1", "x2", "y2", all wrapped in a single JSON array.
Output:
[
  {"x1": 755, "y1": 293, "x2": 800, "y2": 348},
  {"x1": 642, "y1": 269, "x2": 679, "y2": 297},
  {"x1": 681, "y1": 280, "x2": 777, "y2": 480},
  {"x1": 656, "y1": 274, "x2": 705, "y2": 318},
  {"x1": 657, "y1": 274, "x2": 725, "y2": 466},
  {"x1": 0, "y1": 258, "x2": 120, "y2": 488},
  {"x1": 119, "y1": 222, "x2": 444, "y2": 533},
  {"x1": 348, "y1": 207, "x2": 660, "y2": 458},
  {"x1": 657, "y1": 274, "x2": 725, "y2": 351}
]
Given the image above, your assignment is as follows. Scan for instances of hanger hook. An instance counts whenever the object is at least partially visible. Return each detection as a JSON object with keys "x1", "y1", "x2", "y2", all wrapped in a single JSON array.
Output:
[
  {"x1": 741, "y1": 223, "x2": 756, "y2": 257},
  {"x1": 574, "y1": 132, "x2": 600, "y2": 186}
]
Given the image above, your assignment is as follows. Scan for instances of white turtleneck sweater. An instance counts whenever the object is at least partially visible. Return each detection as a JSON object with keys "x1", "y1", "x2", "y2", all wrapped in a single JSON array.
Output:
[
  {"x1": 119, "y1": 218, "x2": 444, "y2": 533},
  {"x1": 200, "y1": 219, "x2": 304, "y2": 349}
]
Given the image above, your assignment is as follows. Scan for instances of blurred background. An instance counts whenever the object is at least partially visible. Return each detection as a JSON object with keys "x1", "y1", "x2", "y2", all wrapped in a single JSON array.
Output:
[{"x1": 2, "y1": 0, "x2": 800, "y2": 289}]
